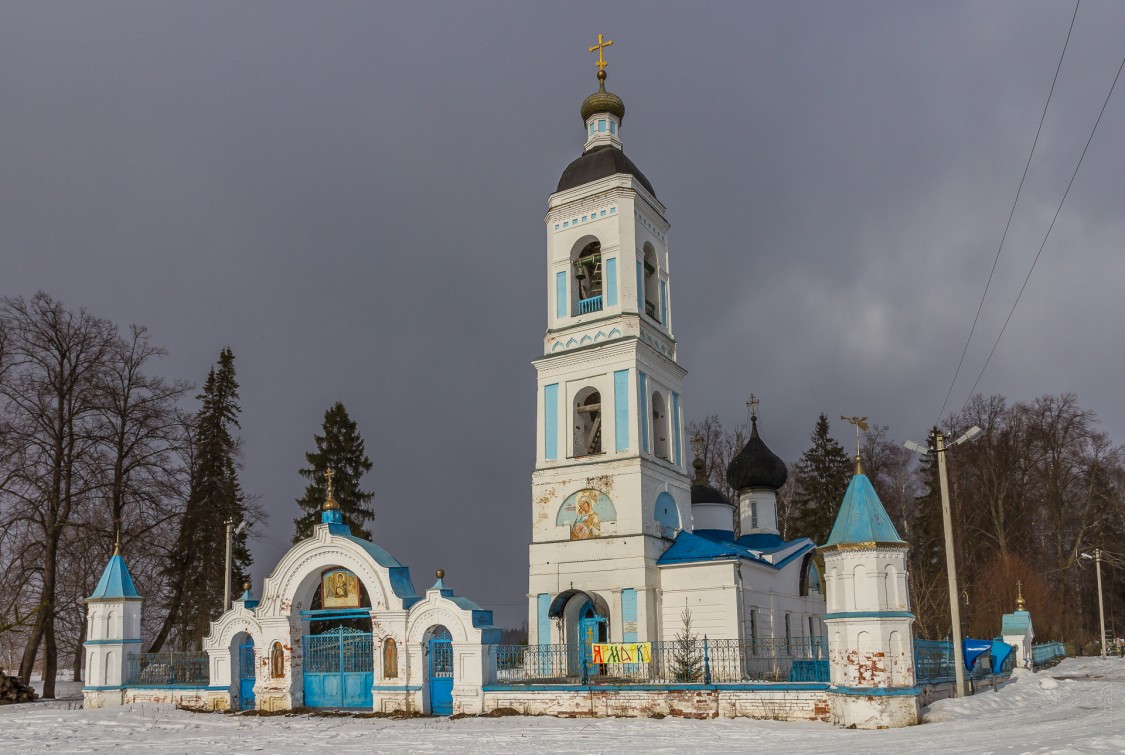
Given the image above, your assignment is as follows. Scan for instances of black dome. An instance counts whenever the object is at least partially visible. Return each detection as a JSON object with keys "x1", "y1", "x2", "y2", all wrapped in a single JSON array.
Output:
[
  {"x1": 556, "y1": 145, "x2": 657, "y2": 198},
  {"x1": 726, "y1": 419, "x2": 788, "y2": 491},
  {"x1": 690, "y1": 457, "x2": 731, "y2": 505}
]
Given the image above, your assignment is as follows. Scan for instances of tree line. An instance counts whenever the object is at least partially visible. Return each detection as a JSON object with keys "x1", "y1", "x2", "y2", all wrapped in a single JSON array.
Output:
[
  {"x1": 0, "y1": 293, "x2": 374, "y2": 697},
  {"x1": 690, "y1": 396, "x2": 1125, "y2": 646}
]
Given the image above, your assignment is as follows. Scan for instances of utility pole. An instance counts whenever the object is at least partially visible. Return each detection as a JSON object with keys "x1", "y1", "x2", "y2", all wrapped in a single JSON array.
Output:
[
  {"x1": 1095, "y1": 548, "x2": 1106, "y2": 660},
  {"x1": 934, "y1": 430, "x2": 967, "y2": 698},
  {"x1": 224, "y1": 517, "x2": 233, "y2": 612}
]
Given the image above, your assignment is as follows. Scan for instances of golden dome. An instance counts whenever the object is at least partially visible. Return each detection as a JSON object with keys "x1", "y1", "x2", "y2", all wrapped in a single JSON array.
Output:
[{"x1": 581, "y1": 70, "x2": 625, "y2": 123}]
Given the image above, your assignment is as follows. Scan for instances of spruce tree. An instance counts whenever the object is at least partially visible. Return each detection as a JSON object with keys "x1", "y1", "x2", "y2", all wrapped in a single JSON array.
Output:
[
  {"x1": 670, "y1": 607, "x2": 703, "y2": 682},
  {"x1": 150, "y1": 347, "x2": 251, "y2": 651},
  {"x1": 293, "y1": 401, "x2": 375, "y2": 541},
  {"x1": 789, "y1": 413, "x2": 852, "y2": 545}
]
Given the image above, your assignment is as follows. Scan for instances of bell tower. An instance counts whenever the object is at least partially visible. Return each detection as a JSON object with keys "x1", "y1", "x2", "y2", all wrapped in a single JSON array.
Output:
[{"x1": 528, "y1": 38, "x2": 691, "y2": 648}]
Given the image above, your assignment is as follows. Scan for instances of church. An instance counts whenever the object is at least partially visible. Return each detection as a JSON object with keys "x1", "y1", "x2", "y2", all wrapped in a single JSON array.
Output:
[
  {"x1": 527, "y1": 50, "x2": 825, "y2": 651},
  {"x1": 83, "y1": 41, "x2": 950, "y2": 727}
]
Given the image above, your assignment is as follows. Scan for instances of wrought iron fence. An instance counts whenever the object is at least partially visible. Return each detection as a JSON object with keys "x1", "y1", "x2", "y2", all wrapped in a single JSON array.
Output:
[
  {"x1": 490, "y1": 637, "x2": 828, "y2": 686},
  {"x1": 1032, "y1": 641, "x2": 1067, "y2": 668},
  {"x1": 127, "y1": 651, "x2": 210, "y2": 687},
  {"x1": 913, "y1": 639, "x2": 955, "y2": 683}
]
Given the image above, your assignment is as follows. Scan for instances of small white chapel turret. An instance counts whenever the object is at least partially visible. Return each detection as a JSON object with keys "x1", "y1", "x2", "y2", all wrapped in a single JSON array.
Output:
[
  {"x1": 821, "y1": 423, "x2": 919, "y2": 729},
  {"x1": 82, "y1": 540, "x2": 143, "y2": 709}
]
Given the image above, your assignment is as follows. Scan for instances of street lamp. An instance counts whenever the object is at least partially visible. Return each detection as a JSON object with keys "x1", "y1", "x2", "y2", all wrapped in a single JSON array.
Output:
[
  {"x1": 1080, "y1": 549, "x2": 1106, "y2": 660},
  {"x1": 905, "y1": 425, "x2": 982, "y2": 698}
]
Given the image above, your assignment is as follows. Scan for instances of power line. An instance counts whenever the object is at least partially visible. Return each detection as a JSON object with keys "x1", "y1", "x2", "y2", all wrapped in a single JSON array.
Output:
[
  {"x1": 959, "y1": 56, "x2": 1125, "y2": 411},
  {"x1": 935, "y1": 1, "x2": 1080, "y2": 425}
]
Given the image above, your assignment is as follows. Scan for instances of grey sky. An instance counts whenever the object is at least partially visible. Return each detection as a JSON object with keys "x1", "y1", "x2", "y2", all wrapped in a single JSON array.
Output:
[{"x1": 3, "y1": 2, "x2": 1123, "y2": 627}]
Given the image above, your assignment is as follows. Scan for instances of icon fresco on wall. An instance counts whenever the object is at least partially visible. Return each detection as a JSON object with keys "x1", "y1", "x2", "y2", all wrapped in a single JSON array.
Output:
[
  {"x1": 556, "y1": 489, "x2": 617, "y2": 540},
  {"x1": 322, "y1": 569, "x2": 360, "y2": 608}
]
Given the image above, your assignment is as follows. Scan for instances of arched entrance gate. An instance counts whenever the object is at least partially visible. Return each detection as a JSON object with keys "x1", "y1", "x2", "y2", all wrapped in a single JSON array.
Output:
[
  {"x1": 427, "y1": 626, "x2": 454, "y2": 715},
  {"x1": 301, "y1": 568, "x2": 374, "y2": 709}
]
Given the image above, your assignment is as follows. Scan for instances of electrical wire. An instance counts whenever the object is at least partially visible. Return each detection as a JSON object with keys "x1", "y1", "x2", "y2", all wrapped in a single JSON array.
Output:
[
  {"x1": 959, "y1": 56, "x2": 1125, "y2": 411},
  {"x1": 935, "y1": 1, "x2": 1080, "y2": 425}
]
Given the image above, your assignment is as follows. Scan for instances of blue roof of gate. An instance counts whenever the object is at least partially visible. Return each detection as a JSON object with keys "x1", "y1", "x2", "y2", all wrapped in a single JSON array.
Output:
[
  {"x1": 343, "y1": 534, "x2": 420, "y2": 607},
  {"x1": 1001, "y1": 610, "x2": 1032, "y2": 635},
  {"x1": 657, "y1": 530, "x2": 814, "y2": 568},
  {"x1": 824, "y1": 473, "x2": 905, "y2": 547},
  {"x1": 88, "y1": 554, "x2": 141, "y2": 601}
]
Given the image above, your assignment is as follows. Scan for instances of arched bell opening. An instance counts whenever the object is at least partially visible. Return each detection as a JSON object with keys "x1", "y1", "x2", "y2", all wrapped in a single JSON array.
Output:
[
  {"x1": 651, "y1": 391, "x2": 669, "y2": 460},
  {"x1": 571, "y1": 238, "x2": 604, "y2": 316},
  {"x1": 573, "y1": 387, "x2": 603, "y2": 458}
]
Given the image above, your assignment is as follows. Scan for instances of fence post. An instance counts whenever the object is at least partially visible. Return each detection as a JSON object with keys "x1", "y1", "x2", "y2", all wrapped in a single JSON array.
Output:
[{"x1": 703, "y1": 636, "x2": 711, "y2": 685}]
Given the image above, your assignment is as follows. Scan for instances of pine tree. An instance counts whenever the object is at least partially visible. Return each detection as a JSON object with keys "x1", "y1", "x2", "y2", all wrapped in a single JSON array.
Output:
[
  {"x1": 789, "y1": 413, "x2": 852, "y2": 545},
  {"x1": 293, "y1": 401, "x2": 375, "y2": 542},
  {"x1": 150, "y1": 347, "x2": 251, "y2": 651},
  {"x1": 670, "y1": 607, "x2": 703, "y2": 682}
]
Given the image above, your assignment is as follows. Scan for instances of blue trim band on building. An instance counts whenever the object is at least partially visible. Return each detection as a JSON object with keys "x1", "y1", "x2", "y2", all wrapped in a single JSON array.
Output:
[
  {"x1": 83, "y1": 685, "x2": 126, "y2": 691},
  {"x1": 823, "y1": 611, "x2": 916, "y2": 620},
  {"x1": 829, "y1": 685, "x2": 923, "y2": 697},
  {"x1": 482, "y1": 682, "x2": 831, "y2": 693},
  {"x1": 371, "y1": 685, "x2": 422, "y2": 692},
  {"x1": 84, "y1": 638, "x2": 143, "y2": 646}
]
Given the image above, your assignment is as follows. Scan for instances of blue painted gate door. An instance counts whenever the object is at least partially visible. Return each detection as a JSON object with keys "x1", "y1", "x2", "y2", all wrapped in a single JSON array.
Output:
[
  {"x1": 238, "y1": 641, "x2": 256, "y2": 710},
  {"x1": 302, "y1": 627, "x2": 374, "y2": 708},
  {"x1": 429, "y1": 628, "x2": 454, "y2": 715}
]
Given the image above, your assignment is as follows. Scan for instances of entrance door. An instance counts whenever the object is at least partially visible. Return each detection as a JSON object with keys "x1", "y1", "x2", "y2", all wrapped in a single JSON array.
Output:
[
  {"x1": 428, "y1": 627, "x2": 453, "y2": 715},
  {"x1": 578, "y1": 602, "x2": 607, "y2": 680},
  {"x1": 238, "y1": 640, "x2": 256, "y2": 710},
  {"x1": 302, "y1": 627, "x2": 374, "y2": 708}
]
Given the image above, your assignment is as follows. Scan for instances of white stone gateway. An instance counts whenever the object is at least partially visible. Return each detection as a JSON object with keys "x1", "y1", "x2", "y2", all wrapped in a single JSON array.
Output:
[{"x1": 1000, "y1": 585, "x2": 1035, "y2": 670}]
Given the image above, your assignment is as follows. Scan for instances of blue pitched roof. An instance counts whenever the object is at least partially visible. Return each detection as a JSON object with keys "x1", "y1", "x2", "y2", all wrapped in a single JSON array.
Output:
[
  {"x1": 342, "y1": 534, "x2": 420, "y2": 607},
  {"x1": 657, "y1": 530, "x2": 814, "y2": 569},
  {"x1": 1001, "y1": 610, "x2": 1032, "y2": 635},
  {"x1": 824, "y1": 473, "x2": 905, "y2": 547},
  {"x1": 88, "y1": 554, "x2": 141, "y2": 600}
]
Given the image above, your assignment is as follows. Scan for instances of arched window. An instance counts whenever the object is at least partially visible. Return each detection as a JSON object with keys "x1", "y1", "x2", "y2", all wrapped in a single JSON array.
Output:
[
  {"x1": 884, "y1": 564, "x2": 899, "y2": 609},
  {"x1": 270, "y1": 642, "x2": 285, "y2": 678},
  {"x1": 573, "y1": 240, "x2": 603, "y2": 315},
  {"x1": 651, "y1": 392, "x2": 669, "y2": 459},
  {"x1": 573, "y1": 388, "x2": 602, "y2": 457},
  {"x1": 852, "y1": 564, "x2": 867, "y2": 611},
  {"x1": 383, "y1": 638, "x2": 398, "y2": 679},
  {"x1": 642, "y1": 244, "x2": 660, "y2": 322}
]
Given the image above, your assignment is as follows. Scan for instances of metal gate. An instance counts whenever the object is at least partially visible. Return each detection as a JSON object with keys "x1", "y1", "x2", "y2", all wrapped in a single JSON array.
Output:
[
  {"x1": 238, "y1": 640, "x2": 256, "y2": 710},
  {"x1": 302, "y1": 627, "x2": 373, "y2": 708},
  {"x1": 428, "y1": 627, "x2": 453, "y2": 715}
]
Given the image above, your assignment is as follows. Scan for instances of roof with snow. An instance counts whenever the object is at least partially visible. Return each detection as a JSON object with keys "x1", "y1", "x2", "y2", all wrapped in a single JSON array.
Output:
[
  {"x1": 823, "y1": 472, "x2": 905, "y2": 547},
  {"x1": 87, "y1": 553, "x2": 141, "y2": 601}
]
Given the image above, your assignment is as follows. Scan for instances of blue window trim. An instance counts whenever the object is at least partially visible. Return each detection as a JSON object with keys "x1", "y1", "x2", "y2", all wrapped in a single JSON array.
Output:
[
  {"x1": 639, "y1": 372, "x2": 649, "y2": 453},
  {"x1": 555, "y1": 271, "x2": 567, "y2": 319},
  {"x1": 605, "y1": 257, "x2": 618, "y2": 307},
  {"x1": 613, "y1": 369, "x2": 630, "y2": 452}
]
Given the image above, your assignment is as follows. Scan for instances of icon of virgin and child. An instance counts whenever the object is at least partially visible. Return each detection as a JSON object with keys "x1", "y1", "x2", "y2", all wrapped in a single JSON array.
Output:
[{"x1": 570, "y1": 490, "x2": 602, "y2": 540}]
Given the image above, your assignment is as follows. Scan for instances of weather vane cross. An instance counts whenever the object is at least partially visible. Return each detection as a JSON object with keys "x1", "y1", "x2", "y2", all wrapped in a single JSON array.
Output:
[
  {"x1": 841, "y1": 415, "x2": 869, "y2": 473},
  {"x1": 589, "y1": 33, "x2": 614, "y2": 70}
]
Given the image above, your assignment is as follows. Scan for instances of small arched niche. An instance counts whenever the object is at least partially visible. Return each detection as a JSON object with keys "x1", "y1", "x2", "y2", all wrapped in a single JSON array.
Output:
[{"x1": 573, "y1": 387, "x2": 602, "y2": 457}]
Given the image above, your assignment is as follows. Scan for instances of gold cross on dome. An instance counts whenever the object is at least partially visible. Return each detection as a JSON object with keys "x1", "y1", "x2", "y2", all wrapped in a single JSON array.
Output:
[
  {"x1": 589, "y1": 34, "x2": 614, "y2": 70},
  {"x1": 324, "y1": 468, "x2": 335, "y2": 497}
]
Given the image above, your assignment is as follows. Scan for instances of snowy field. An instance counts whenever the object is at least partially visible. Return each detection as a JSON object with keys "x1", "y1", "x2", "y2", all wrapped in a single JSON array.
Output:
[{"x1": 4, "y1": 657, "x2": 1122, "y2": 754}]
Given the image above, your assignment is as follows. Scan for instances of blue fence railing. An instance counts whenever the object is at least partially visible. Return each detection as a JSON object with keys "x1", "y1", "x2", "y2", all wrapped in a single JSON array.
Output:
[
  {"x1": 914, "y1": 639, "x2": 955, "y2": 684},
  {"x1": 1032, "y1": 642, "x2": 1067, "y2": 668},
  {"x1": 577, "y1": 295, "x2": 603, "y2": 315},
  {"x1": 490, "y1": 636, "x2": 828, "y2": 686},
  {"x1": 127, "y1": 651, "x2": 210, "y2": 687}
]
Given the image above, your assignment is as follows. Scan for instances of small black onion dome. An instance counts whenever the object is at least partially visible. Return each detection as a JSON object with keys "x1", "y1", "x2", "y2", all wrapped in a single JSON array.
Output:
[
  {"x1": 581, "y1": 70, "x2": 625, "y2": 122},
  {"x1": 726, "y1": 417, "x2": 788, "y2": 491},
  {"x1": 690, "y1": 456, "x2": 731, "y2": 505}
]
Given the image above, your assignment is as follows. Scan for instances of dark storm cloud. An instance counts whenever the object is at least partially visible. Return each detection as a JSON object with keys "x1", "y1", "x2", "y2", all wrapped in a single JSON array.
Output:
[{"x1": 2, "y1": 2, "x2": 1122, "y2": 625}]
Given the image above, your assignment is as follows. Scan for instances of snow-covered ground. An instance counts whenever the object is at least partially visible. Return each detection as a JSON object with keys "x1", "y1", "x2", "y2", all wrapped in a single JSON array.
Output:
[{"x1": 4, "y1": 657, "x2": 1122, "y2": 754}]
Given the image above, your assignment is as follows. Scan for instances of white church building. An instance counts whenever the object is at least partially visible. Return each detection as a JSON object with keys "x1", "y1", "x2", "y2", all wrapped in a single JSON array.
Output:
[{"x1": 527, "y1": 64, "x2": 826, "y2": 651}]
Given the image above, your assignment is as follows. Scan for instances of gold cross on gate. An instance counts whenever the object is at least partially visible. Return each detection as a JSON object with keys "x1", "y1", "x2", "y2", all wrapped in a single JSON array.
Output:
[
  {"x1": 589, "y1": 34, "x2": 614, "y2": 70},
  {"x1": 324, "y1": 467, "x2": 335, "y2": 497}
]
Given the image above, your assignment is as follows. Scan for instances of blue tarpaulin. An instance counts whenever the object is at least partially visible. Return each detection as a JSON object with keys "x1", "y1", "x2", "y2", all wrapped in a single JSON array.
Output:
[
  {"x1": 990, "y1": 639, "x2": 1014, "y2": 671},
  {"x1": 963, "y1": 638, "x2": 993, "y2": 672}
]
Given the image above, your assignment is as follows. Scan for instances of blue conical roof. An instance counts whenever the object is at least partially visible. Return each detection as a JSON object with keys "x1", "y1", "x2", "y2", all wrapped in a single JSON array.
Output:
[
  {"x1": 88, "y1": 553, "x2": 141, "y2": 600},
  {"x1": 824, "y1": 473, "x2": 905, "y2": 547}
]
